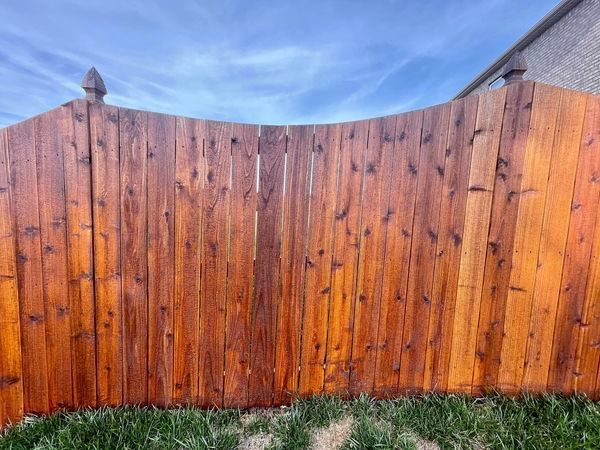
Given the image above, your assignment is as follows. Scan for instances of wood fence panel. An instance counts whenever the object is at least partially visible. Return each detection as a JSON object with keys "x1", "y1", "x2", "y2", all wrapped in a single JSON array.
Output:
[
  {"x1": 399, "y1": 103, "x2": 451, "y2": 394},
  {"x1": 63, "y1": 100, "x2": 97, "y2": 408},
  {"x1": 275, "y1": 125, "x2": 313, "y2": 404},
  {"x1": 35, "y1": 108, "x2": 74, "y2": 410},
  {"x1": 0, "y1": 127, "x2": 23, "y2": 425},
  {"x1": 324, "y1": 120, "x2": 369, "y2": 395},
  {"x1": 173, "y1": 117, "x2": 203, "y2": 404},
  {"x1": 424, "y1": 95, "x2": 478, "y2": 393},
  {"x1": 90, "y1": 103, "x2": 123, "y2": 406},
  {"x1": 373, "y1": 110, "x2": 423, "y2": 397},
  {"x1": 224, "y1": 123, "x2": 258, "y2": 408},
  {"x1": 147, "y1": 112, "x2": 176, "y2": 407},
  {"x1": 473, "y1": 81, "x2": 534, "y2": 395},
  {"x1": 199, "y1": 121, "x2": 231, "y2": 407},
  {"x1": 521, "y1": 90, "x2": 587, "y2": 391},
  {"x1": 249, "y1": 125, "x2": 286, "y2": 407},
  {"x1": 299, "y1": 123, "x2": 342, "y2": 396},
  {"x1": 549, "y1": 93, "x2": 600, "y2": 394},
  {"x1": 447, "y1": 88, "x2": 507, "y2": 393},
  {"x1": 350, "y1": 116, "x2": 397, "y2": 396},
  {"x1": 119, "y1": 108, "x2": 148, "y2": 404}
]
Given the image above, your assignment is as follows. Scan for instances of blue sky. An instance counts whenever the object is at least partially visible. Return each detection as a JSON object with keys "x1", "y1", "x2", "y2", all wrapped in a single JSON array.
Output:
[{"x1": 0, "y1": 0, "x2": 558, "y2": 127}]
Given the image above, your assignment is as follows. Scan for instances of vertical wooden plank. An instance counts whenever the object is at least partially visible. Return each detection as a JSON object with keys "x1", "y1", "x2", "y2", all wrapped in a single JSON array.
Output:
[
  {"x1": 446, "y1": 88, "x2": 507, "y2": 393},
  {"x1": 521, "y1": 89, "x2": 587, "y2": 391},
  {"x1": 63, "y1": 100, "x2": 97, "y2": 407},
  {"x1": 399, "y1": 103, "x2": 451, "y2": 394},
  {"x1": 548, "y1": 94, "x2": 600, "y2": 394},
  {"x1": 350, "y1": 116, "x2": 396, "y2": 396},
  {"x1": 373, "y1": 110, "x2": 423, "y2": 397},
  {"x1": 224, "y1": 123, "x2": 258, "y2": 408},
  {"x1": 0, "y1": 127, "x2": 24, "y2": 424},
  {"x1": 90, "y1": 103, "x2": 122, "y2": 406},
  {"x1": 35, "y1": 108, "x2": 74, "y2": 410},
  {"x1": 173, "y1": 117, "x2": 203, "y2": 404},
  {"x1": 147, "y1": 112, "x2": 176, "y2": 407},
  {"x1": 248, "y1": 125, "x2": 286, "y2": 407},
  {"x1": 198, "y1": 121, "x2": 231, "y2": 407},
  {"x1": 496, "y1": 85, "x2": 560, "y2": 393},
  {"x1": 275, "y1": 125, "x2": 313, "y2": 404},
  {"x1": 423, "y1": 95, "x2": 478, "y2": 393},
  {"x1": 473, "y1": 81, "x2": 535, "y2": 395},
  {"x1": 324, "y1": 120, "x2": 368, "y2": 395},
  {"x1": 298, "y1": 123, "x2": 342, "y2": 396},
  {"x1": 119, "y1": 108, "x2": 148, "y2": 405}
]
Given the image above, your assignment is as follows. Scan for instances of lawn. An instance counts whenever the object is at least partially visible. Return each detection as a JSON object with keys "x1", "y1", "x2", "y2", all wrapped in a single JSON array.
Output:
[{"x1": 1, "y1": 394, "x2": 599, "y2": 449}]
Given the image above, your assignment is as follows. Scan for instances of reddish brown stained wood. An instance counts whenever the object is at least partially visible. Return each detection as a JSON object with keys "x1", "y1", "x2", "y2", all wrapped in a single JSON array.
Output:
[
  {"x1": 399, "y1": 103, "x2": 451, "y2": 394},
  {"x1": 199, "y1": 120, "x2": 231, "y2": 407},
  {"x1": 275, "y1": 125, "x2": 313, "y2": 405},
  {"x1": 8, "y1": 118, "x2": 50, "y2": 414},
  {"x1": 146, "y1": 112, "x2": 176, "y2": 407},
  {"x1": 35, "y1": 108, "x2": 74, "y2": 410},
  {"x1": 521, "y1": 89, "x2": 587, "y2": 391},
  {"x1": 350, "y1": 116, "x2": 396, "y2": 396},
  {"x1": 373, "y1": 110, "x2": 423, "y2": 397},
  {"x1": 119, "y1": 108, "x2": 148, "y2": 404},
  {"x1": 90, "y1": 102, "x2": 123, "y2": 406},
  {"x1": 224, "y1": 123, "x2": 258, "y2": 408},
  {"x1": 63, "y1": 100, "x2": 97, "y2": 407},
  {"x1": 249, "y1": 125, "x2": 286, "y2": 407},
  {"x1": 549, "y1": 94, "x2": 600, "y2": 394},
  {"x1": 324, "y1": 120, "x2": 369, "y2": 395},
  {"x1": 0, "y1": 127, "x2": 24, "y2": 425},
  {"x1": 493, "y1": 84, "x2": 561, "y2": 393},
  {"x1": 299, "y1": 124, "x2": 342, "y2": 396},
  {"x1": 423, "y1": 95, "x2": 478, "y2": 393},
  {"x1": 447, "y1": 88, "x2": 507, "y2": 393},
  {"x1": 473, "y1": 81, "x2": 534, "y2": 395},
  {"x1": 173, "y1": 117, "x2": 203, "y2": 404}
]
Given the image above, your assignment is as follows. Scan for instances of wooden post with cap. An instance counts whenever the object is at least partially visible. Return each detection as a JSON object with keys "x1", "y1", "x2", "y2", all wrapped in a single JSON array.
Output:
[
  {"x1": 81, "y1": 67, "x2": 107, "y2": 103},
  {"x1": 500, "y1": 52, "x2": 527, "y2": 85}
]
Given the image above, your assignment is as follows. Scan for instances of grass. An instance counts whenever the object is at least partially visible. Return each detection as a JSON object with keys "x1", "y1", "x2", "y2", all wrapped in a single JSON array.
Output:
[{"x1": 1, "y1": 394, "x2": 600, "y2": 449}]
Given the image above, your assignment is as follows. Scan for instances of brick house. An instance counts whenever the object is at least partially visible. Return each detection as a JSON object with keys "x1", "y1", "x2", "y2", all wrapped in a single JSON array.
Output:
[{"x1": 455, "y1": 0, "x2": 600, "y2": 98}]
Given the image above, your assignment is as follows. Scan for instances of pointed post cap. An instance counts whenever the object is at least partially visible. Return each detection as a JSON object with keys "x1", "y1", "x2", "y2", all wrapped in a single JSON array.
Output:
[
  {"x1": 81, "y1": 67, "x2": 107, "y2": 103},
  {"x1": 501, "y1": 51, "x2": 527, "y2": 85}
]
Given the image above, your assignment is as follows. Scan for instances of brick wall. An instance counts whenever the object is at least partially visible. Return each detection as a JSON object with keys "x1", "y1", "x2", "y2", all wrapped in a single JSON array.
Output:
[{"x1": 468, "y1": 0, "x2": 600, "y2": 96}]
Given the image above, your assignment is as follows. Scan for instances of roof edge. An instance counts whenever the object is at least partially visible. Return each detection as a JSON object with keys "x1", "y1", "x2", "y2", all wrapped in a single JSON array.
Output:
[{"x1": 453, "y1": 0, "x2": 583, "y2": 99}]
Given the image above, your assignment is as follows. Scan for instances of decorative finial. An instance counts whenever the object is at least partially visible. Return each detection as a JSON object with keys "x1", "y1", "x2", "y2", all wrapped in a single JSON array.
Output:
[
  {"x1": 501, "y1": 52, "x2": 527, "y2": 85},
  {"x1": 81, "y1": 67, "x2": 107, "y2": 103}
]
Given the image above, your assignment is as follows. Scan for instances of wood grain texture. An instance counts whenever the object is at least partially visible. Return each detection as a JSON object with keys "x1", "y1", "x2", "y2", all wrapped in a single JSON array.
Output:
[
  {"x1": 373, "y1": 110, "x2": 423, "y2": 397},
  {"x1": 119, "y1": 108, "x2": 148, "y2": 404},
  {"x1": 248, "y1": 125, "x2": 286, "y2": 407},
  {"x1": 199, "y1": 120, "x2": 231, "y2": 407},
  {"x1": 63, "y1": 100, "x2": 97, "y2": 408},
  {"x1": 299, "y1": 124, "x2": 342, "y2": 396},
  {"x1": 350, "y1": 116, "x2": 396, "y2": 396},
  {"x1": 275, "y1": 125, "x2": 313, "y2": 404},
  {"x1": 173, "y1": 117, "x2": 203, "y2": 404},
  {"x1": 35, "y1": 107, "x2": 74, "y2": 410},
  {"x1": 0, "y1": 127, "x2": 23, "y2": 425},
  {"x1": 522, "y1": 89, "x2": 587, "y2": 391},
  {"x1": 90, "y1": 102, "x2": 123, "y2": 406},
  {"x1": 324, "y1": 120, "x2": 369, "y2": 395},
  {"x1": 473, "y1": 81, "x2": 534, "y2": 395},
  {"x1": 447, "y1": 88, "x2": 507, "y2": 393},
  {"x1": 399, "y1": 103, "x2": 451, "y2": 394},
  {"x1": 147, "y1": 112, "x2": 176, "y2": 407},
  {"x1": 424, "y1": 95, "x2": 478, "y2": 393},
  {"x1": 549, "y1": 93, "x2": 600, "y2": 394},
  {"x1": 224, "y1": 123, "x2": 258, "y2": 408}
]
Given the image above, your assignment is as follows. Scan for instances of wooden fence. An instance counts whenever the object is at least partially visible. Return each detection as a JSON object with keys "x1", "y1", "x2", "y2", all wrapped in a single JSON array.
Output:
[{"x1": 1, "y1": 81, "x2": 600, "y2": 425}]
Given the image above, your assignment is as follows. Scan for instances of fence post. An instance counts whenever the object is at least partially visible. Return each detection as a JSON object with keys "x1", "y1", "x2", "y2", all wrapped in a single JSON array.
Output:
[
  {"x1": 81, "y1": 67, "x2": 107, "y2": 103},
  {"x1": 500, "y1": 51, "x2": 527, "y2": 85}
]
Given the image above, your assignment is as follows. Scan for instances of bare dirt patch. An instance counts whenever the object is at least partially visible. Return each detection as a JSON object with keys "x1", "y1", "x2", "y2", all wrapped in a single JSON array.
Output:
[
  {"x1": 309, "y1": 416, "x2": 355, "y2": 450},
  {"x1": 239, "y1": 432, "x2": 273, "y2": 450}
]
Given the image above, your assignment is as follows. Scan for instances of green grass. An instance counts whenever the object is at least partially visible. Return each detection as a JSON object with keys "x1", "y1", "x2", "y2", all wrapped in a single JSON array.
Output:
[{"x1": 1, "y1": 394, "x2": 600, "y2": 449}]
